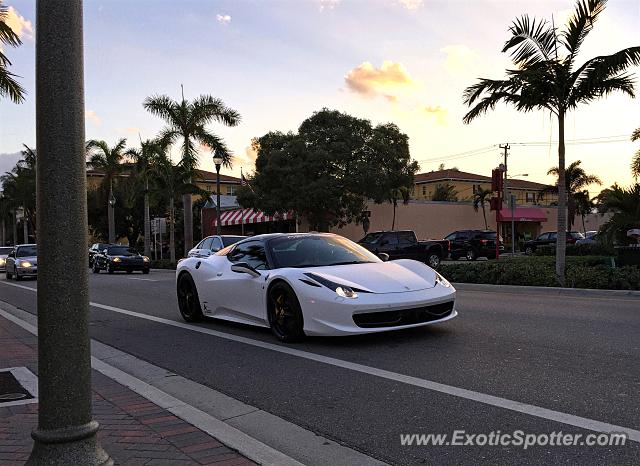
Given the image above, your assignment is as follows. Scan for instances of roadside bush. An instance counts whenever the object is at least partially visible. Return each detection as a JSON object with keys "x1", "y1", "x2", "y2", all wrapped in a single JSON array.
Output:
[
  {"x1": 534, "y1": 243, "x2": 615, "y2": 257},
  {"x1": 439, "y1": 256, "x2": 639, "y2": 290},
  {"x1": 150, "y1": 259, "x2": 177, "y2": 270}
]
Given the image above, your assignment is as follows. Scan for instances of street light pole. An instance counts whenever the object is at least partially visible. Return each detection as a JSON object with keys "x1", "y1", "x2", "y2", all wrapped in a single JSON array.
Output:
[
  {"x1": 29, "y1": 1, "x2": 111, "y2": 464},
  {"x1": 213, "y1": 154, "x2": 224, "y2": 236}
]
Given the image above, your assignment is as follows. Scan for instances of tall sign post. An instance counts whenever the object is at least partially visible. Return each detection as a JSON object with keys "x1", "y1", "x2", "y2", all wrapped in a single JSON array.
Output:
[{"x1": 490, "y1": 168, "x2": 504, "y2": 260}]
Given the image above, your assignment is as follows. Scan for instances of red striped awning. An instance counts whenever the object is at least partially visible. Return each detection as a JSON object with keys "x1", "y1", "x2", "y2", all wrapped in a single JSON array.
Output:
[{"x1": 212, "y1": 209, "x2": 292, "y2": 227}]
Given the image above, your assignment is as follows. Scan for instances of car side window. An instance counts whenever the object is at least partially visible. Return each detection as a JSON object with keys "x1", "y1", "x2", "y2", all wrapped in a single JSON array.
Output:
[
  {"x1": 444, "y1": 233, "x2": 457, "y2": 241},
  {"x1": 211, "y1": 238, "x2": 223, "y2": 251},
  {"x1": 549, "y1": 232, "x2": 557, "y2": 240},
  {"x1": 382, "y1": 233, "x2": 399, "y2": 246},
  {"x1": 227, "y1": 241, "x2": 269, "y2": 270},
  {"x1": 201, "y1": 237, "x2": 214, "y2": 250},
  {"x1": 537, "y1": 233, "x2": 548, "y2": 241},
  {"x1": 397, "y1": 232, "x2": 414, "y2": 246}
]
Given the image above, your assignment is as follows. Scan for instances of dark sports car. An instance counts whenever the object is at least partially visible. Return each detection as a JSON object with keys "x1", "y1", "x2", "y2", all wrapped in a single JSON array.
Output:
[{"x1": 92, "y1": 245, "x2": 150, "y2": 274}]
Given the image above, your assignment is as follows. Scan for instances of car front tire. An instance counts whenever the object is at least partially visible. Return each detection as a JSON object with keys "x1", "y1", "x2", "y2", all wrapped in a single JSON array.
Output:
[
  {"x1": 267, "y1": 282, "x2": 305, "y2": 343},
  {"x1": 466, "y1": 249, "x2": 477, "y2": 261},
  {"x1": 427, "y1": 252, "x2": 441, "y2": 269},
  {"x1": 177, "y1": 273, "x2": 204, "y2": 322},
  {"x1": 525, "y1": 246, "x2": 534, "y2": 255}
]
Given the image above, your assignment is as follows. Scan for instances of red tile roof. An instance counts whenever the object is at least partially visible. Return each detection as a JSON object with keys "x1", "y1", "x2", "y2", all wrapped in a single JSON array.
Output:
[{"x1": 414, "y1": 169, "x2": 550, "y2": 190}]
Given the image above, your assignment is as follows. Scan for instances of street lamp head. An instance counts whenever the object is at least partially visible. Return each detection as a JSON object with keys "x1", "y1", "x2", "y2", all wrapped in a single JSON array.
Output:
[{"x1": 212, "y1": 154, "x2": 224, "y2": 168}]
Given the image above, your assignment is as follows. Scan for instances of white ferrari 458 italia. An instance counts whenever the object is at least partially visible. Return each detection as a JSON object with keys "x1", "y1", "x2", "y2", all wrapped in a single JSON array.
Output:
[{"x1": 176, "y1": 233, "x2": 457, "y2": 341}]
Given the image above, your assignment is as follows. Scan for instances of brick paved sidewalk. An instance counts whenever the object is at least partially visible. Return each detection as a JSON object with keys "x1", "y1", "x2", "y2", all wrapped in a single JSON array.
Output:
[{"x1": 0, "y1": 315, "x2": 257, "y2": 466}]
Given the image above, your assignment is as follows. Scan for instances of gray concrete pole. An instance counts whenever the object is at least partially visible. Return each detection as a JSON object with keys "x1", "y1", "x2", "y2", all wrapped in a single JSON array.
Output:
[
  {"x1": 28, "y1": 1, "x2": 111, "y2": 464},
  {"x1": 23, "y1": 214, "x2": 29, "y2": 243},
  {"x1": 12, "y1": 210, "x2": 17, "y2": 244},
  {"x1": 215, "y1": 164, "x2": 221, "y2": 235}
]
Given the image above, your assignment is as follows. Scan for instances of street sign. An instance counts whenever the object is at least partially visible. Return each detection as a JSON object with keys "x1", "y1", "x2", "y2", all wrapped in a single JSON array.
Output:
[{"x1": 151, "y1": 218, "x2": 166, "y2": 235}]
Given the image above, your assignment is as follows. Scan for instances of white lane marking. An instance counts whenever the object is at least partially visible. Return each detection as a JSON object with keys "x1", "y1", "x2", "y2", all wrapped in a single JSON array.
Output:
[
  {"x1": 0, "y1": 307, "x2": 303, "y2": 466},
  {"x1": 2, "y1": 279, "x2": 639, "y2": 443},
  {"x1": 127, "y1": 277, "x2": 159, "y2": 282}
]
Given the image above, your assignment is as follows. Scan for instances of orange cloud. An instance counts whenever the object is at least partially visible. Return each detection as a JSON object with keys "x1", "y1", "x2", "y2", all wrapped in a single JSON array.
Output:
[
  {"x1": 85, "y1": 110, "x2": 102, "y2": 127},
  {"x1": 396, "y1": 0, "x2": 423, "y2": 10},
  {"x1": 422, "y1": 105, "x2": 448, "y2": 125},
  {"x1": 5, "y1": 6, "x2": 33, "y2": 40},
  {"x1": 345, "y1": 61, "x2": 417, "y2": 100}
]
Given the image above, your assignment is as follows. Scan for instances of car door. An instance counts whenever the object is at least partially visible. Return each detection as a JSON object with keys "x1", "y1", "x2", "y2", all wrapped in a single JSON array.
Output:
[
  {"x1": 444, "y1": 232, "x2": 459, "y2": 257},
  {"x1": 6, "y1": 248, "x2": 16, "y2": 274},
  {"x1": 216, "y1": 240, "x2": 269, "y2": 325},
  {"x1": 547, "y1": 232, "x2": 557, "y2": 246},
  {"x1": 397, "y1": 231, "x2": 419, "y2": 260}
]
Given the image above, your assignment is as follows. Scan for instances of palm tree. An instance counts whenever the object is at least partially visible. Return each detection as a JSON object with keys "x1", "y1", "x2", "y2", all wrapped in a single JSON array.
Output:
[
  {"x1": 463, "y1": 0, "x2": 640, "y2": 285},
  {"x1": 87, "y1": 139, "x2": 130, "y2": 243},
  {"x1": 390, "y1": 187, "x2": 410, "y2": 230},
  {"x1": 143, "y1": 92, "x2": 241, "y2": 254},
  {"x1": 0, "y1": 1, "x2": 25, "y2": 103},
  {"x1": 151, "y1": 150, "x2": 190, "y2": 263},
  {"x1": 545, "y1": 160, "x2": 601, "y2": 230},
  {"x1": 573, "y1": 190, "x2": 594, "y2": 233},
  {"x1": 473, "y1": 187, "x2": 493, "y2": 230},
  {"x1": 432, "y1": 183, "x2": 458, "y2": 202},
  {"x1": 596, "y1": 183, "x2": 640, "y2": 244},
  {"x1": 129, "y1": 139, "x2": 163, "y2": 257},
  {"x1": 632, "y1": 127, "x2": 640, "y2": 180},
  {"x1": 1, "y1": 144, "x2": 36, "y2": 242}
]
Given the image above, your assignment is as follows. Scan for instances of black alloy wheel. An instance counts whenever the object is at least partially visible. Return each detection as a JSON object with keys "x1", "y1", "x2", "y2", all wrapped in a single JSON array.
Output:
[
  {"x1": 427, "y1": 252, "x2": 441, "y2": 269},
  {"x1": 268, "y1": 282, "x2": 305, "y2": 342},
  {"x1": 177, "y1": 273, "x2": 204, "y2": 322},
  {"x1": 466, "y1": 248, "x2": 477, "y2": 261}
]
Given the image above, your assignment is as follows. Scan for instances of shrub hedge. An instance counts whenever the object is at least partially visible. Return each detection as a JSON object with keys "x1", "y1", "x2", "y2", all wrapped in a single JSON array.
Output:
[
  {"x1": 150, "y1": 259, "x2": 177, "y2": 270},
  {"x1": 439, "y1": 256, "x2": 640, "y2": 290},
  {"x1": 533, "y1": 243, "x2": 615, "y2": 256}
]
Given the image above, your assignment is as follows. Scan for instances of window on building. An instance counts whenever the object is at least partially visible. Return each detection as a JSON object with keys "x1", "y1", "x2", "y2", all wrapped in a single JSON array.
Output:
[
  {"x1": 226, "y1": 185, "x2": 237, "y2": 196},
  {"x1": 525, "y1": 192, "x2": 536, "y2": 203},
  {"x1": 422, "y1": 185, "x2": 426, "y2": 197}
]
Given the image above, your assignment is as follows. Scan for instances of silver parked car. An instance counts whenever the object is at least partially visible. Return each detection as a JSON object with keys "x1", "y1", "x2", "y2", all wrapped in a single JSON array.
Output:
[
  {"x1": 576, "y1": 231, "x2": 598, "y2": 245},
  {"x1": 0, "y1": 246, "x2": 12, "y2": 272},
  {"x1": 5, "y1": 244, "x2": 38, "y2": 280},
  {"x1": 187, "y1": 235, "x2": 246, "y2": 258}
]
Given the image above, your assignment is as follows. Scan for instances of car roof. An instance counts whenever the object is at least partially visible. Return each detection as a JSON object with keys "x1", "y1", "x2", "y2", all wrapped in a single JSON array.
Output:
[{"x1": 16, "y1": 244, "x2": 37, "y2": 247}]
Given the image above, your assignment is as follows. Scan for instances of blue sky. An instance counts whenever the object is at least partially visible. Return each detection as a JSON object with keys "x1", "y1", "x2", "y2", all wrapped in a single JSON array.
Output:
[{"x1": 1, "y1": 0, "x2": 639, "y2": 193}]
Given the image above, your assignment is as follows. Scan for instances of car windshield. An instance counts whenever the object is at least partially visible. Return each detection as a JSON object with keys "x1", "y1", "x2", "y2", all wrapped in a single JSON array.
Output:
[
  {"x1": 479, "y1": 232, "x2": 496, "y2": 239},
  {"x1": 0, "y1": 247, "x2": 12, "y2": 255},
  {"x1": 107, "y1": 246, "x2": 138, "y2": 256},
  {"x1": 17, "y1": 246, "x2": 37, "y2": 257},
  {"x1": 270, "y1": 235, "x2": 380, "y2": 268},
  {"x1": 359, "y1": 232, "x2": 384, "y2": 244},
  {"x1": 222, "y1": 236, "x2": 246, "y2": 247}
]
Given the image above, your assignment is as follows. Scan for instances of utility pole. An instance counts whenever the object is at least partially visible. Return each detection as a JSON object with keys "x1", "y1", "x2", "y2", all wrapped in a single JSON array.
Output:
[
  {"x1": 499, "y1": 144, "x2": 510, "y2": 202},
  {"x1": 29, "y1": 1, "x2": 111, "y2": 464}
]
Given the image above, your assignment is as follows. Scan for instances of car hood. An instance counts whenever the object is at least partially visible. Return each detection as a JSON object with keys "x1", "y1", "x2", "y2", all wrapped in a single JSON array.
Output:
[{"x1": 302, "y1": 261, "x2": 436, "y2": 294}]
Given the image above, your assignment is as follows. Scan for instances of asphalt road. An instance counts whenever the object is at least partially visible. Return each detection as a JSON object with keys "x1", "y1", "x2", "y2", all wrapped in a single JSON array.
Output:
[{"x1": 1, "y1": 270, "x2": 639, "y2": 465}]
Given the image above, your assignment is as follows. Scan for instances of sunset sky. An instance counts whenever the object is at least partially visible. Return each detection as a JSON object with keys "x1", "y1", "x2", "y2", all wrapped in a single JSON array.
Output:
[{"x1": 1, "y1": 0, "x2": 639, "y2": 194}]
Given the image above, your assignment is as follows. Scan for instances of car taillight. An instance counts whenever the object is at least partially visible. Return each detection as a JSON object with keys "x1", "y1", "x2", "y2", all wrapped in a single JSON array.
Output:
[
  {"x1": 447, "y1": 240, "x2": 451, "y2": 252},
  {"x1": 480, "y1": 239, "x2": 488, "y2": 244}
]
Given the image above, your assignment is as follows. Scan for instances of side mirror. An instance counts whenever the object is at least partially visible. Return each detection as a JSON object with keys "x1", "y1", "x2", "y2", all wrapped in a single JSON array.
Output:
[
  {"x1": 378, "y1": 253, "x2": 389, "y2": 262},
  {"x1": 231, "y1": 261, "x2": 261, "y2": 277}
]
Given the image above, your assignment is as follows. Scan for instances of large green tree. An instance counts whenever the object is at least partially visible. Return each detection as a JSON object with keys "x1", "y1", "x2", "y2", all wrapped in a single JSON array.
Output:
[
  {"x1": 238, "y1": 109, "x2": 417, "y2": 231},
  {"x1": 0, "y1": 1, "x2": 25, "y2": 103},
  {"x1": 463, "y1": 0, "x2": 640, "y2": 285},
  {"x1": 143, "y1": 93, "x2": 240, "y2": 255},
  {"x1": 87, "y1": 139, "x2": 130, "y2": 243},
  {"x1": 545, "y1": 160, "x2": 601, "y2": 229},
  {"x1": 596, "y1": 183, "x2": 640, "y2": 244}
]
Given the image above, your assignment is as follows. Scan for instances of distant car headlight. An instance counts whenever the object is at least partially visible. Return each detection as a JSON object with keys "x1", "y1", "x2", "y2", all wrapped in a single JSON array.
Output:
[
  {"x1": 435, "y1": 272, "x2": 451, "y2": 288},
  {"x1": 20, "y1": 261, "x2": 33, "y2": 268},
  {"x1": 0, "y1": 258, "x2": 5, "y2": 266},
  {"x1": 112, "y1": 257, "x2": 121, "y2": 263},
  {"x1": 143, "y1": 256, "x2": 150, "y2": 262}
]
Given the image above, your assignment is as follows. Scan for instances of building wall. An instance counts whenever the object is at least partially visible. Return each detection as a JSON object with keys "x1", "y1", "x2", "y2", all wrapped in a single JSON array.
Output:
[
  {"x1": 412, "y1": 180, "x2": 558, "y2": 206},
  {"x1": 323, "y1": 201, "x2": 608, "y2": 242}
]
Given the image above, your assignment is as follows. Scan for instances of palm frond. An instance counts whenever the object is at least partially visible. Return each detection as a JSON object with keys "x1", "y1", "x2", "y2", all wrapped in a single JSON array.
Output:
[
  {"x1": 86, "y1": 139, "x2": 110, "y2": 157},
  {"x1": 632, "y1": 149, "x2": 640, "y2": 180},
  {"x1": 191, "y1": 95, "x2": 241, "y2": 127},
  {"x1": 569, "y1": 74, "x2": 636, "y2": 108},
  {"x1": 192, "y1": 127, "x2": 233, "y2": 168},
  {"x1": 0, "y1": 4, "x2": 22, "y2": 49},
  {"x1": 143, "y1": 94, "x2": 179, "y2": 123},
  {"x1": 561, "y1": 0, "x2": 608, "y2": 58},
  {"x1": 0, "y1": 66, "x2": 25, "y2": 103},
  {"x1": 502, "y1": 15, "x2": 557, "y2": 68},
  {"x1": 569, "y1": 47, "x2": 640, "y2": 95},
  {"x1": 632, "y1": 128, "x2": 640, "y2": 142}
]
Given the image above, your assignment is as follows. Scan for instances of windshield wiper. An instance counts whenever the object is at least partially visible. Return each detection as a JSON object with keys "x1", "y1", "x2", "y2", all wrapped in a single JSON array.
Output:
[{"x1": 326, "y1": 261, "x2": 371, "y2": 266}]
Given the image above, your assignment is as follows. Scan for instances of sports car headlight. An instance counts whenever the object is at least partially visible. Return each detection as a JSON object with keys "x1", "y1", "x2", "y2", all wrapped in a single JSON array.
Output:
[
  {"x1": 112, "y1": 257, "x2": 122, "y2": 263},
  {"x1": 143, "y1": 256, "x2": 150, "y2": 262},
  {"x1": 0, "y1": 258, "x2": 5, "y2": 266},
  {"x1": 435, "y1": 272, "x2": 451, "y2": 288},
  {"x1": 304, "y1": 273, "x2": 360, "y2": 299},
  {"x1": 20, "y1": 261, "x2": 33, "y2": 268}
]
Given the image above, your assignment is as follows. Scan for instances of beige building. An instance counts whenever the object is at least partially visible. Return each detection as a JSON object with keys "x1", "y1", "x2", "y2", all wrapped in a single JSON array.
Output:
[{"x1": 412, "y1": 169, "x2": 558, "y2": 206}]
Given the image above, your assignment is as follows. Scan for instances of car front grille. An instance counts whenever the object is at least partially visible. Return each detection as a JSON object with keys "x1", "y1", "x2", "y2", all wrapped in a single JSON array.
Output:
[{"x1": 353, "y1": 301, "x2": 454, "y2": 328}]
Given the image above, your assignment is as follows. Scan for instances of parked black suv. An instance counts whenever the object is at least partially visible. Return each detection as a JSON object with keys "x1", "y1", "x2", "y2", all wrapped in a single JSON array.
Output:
[
  {"x1": 88, "y1": 242, "x2": 112, "y2": 267},
  {"x1": 444, "y1": 230, "x2": 503, "y2": 260},
  {"x1": 523, "y1": 231, "x2": 585, "y2": 255},
  {"x1": 358, "y1": 230, "x2": 450, "y2": 268}
]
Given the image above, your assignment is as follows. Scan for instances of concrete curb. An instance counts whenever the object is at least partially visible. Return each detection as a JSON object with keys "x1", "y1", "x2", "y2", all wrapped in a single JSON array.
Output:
[{"x1": 453, "y1": 282, "x2": 640, "y2": 298}]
